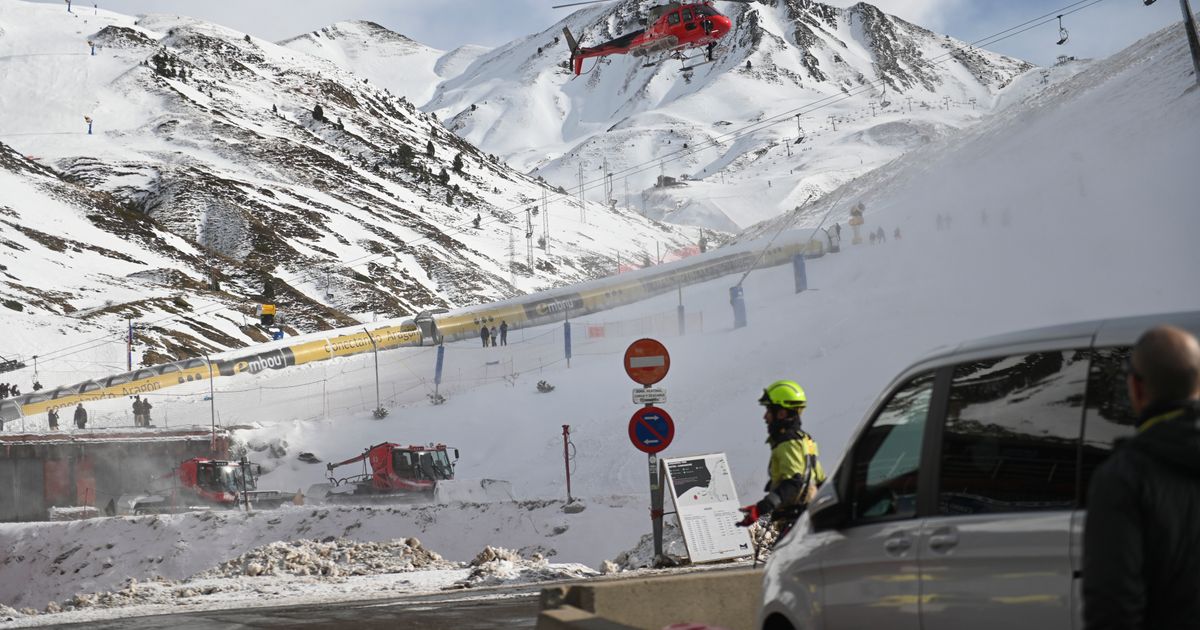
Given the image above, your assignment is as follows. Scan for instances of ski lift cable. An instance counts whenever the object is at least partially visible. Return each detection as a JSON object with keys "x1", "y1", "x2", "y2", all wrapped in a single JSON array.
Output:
[{"x1": 29, "y1": 0, "x2": 1112, "y2": 367}]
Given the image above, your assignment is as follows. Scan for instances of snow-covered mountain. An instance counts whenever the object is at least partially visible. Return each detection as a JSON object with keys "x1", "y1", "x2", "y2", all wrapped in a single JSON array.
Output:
[
  {"x1": 0, "y1": 1, "x2": 692, "y2": 372},
  {"x1": 278, "y1": 20, "x2": 488, "y2": 106},
  {"x1": 0, "y1": 9, "x2": 1196, "y2": 624},
  {"x1": 423, "y1": 0, "x2": 1038, "y2": 230}
]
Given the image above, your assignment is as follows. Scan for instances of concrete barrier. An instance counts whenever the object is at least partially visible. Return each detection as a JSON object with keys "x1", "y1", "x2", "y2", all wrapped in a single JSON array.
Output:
[{"x1": 538, "y1": 568, "x2": 763, "y2": 630}]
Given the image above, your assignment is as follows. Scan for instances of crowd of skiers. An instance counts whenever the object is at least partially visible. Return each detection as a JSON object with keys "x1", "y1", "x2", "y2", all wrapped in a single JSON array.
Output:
[{"x1": 479, "y1": 320, "x2": 509, "y2": 347}]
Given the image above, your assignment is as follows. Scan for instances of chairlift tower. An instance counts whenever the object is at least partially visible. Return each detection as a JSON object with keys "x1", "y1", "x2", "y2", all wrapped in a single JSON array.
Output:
[
  {"x1": 541, "y1": 186, "x2": 551, "y2": 253},
  {"x1": 507, "y1": 228, "x2": 516, "y2": 285},
  {"x1": 525, "y1": 207, "x2": 535, "y2": 268},
  {"x1": 577, "y1": 162, "x2": 586, "y2": 223}
]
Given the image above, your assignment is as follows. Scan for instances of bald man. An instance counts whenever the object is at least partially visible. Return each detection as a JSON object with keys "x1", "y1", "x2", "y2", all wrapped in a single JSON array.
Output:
[{"x1": 1084, "y1": 325, "x2": 1200, "y2": 630}]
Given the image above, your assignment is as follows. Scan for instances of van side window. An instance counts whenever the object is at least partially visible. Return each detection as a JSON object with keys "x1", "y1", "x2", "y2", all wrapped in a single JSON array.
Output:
[
  {"x1": 848, "y1": 372, "x2": 935, "y2": 522},
  {"x1": 1080, "y1": 346, "x2": 1136, "y2": 506},
  {"x1": 938, "y1": 350, "x2": 1088, "y2": 515}
]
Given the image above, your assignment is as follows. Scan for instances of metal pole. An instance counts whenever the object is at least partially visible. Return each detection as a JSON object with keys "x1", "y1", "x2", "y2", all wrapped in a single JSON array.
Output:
[
  {"x1": 127, "y1": 318, "x2": 132, "y2": 371},
  {"x1": 650, "y1": 452, "x2": 663, "y2": 561},
  {"x1": 364, "y1": 328, "x2": 383, "y2": 418},
  {"x1": 1181, "y1": 0, "x2": 1200, "y2": 85},
  {"x1": 677, "y1": 285, "x2": 685, "y2": 335},
  {"x1": 562, "y1": 424, "x2": 573, "y2": 502},
  {"x1": 206, "y1": 354, "x2": 216, "y2": 454}
]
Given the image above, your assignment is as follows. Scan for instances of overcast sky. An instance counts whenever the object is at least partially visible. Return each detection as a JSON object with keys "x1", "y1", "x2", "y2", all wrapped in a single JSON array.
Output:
[{"x1": 43, "y1": 0, "x2": 1184, "y2": 67}]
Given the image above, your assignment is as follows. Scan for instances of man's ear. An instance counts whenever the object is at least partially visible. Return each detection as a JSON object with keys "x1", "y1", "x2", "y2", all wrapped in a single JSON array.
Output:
[{"x1": 1127, "y1": 373, "x2": 1147, "y2": 415}]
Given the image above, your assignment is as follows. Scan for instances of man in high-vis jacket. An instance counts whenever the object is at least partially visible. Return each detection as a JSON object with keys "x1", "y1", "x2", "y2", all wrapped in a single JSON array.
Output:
[{"x1": 737, "y1": 379, "x2": 825, "y2": 537}]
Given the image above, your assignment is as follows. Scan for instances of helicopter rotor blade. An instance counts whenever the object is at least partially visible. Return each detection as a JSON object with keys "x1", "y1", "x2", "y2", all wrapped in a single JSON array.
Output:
[{"x1": 552, "y1": 0, "x2": 611, "y2": 8}]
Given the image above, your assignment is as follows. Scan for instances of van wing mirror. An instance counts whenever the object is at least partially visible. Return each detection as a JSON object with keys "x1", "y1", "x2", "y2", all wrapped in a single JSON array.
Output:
[
  {"x1": 453, "y1": 448, "x2": 460, "y2": 460},
  {"x1": 808, "y1": 484, "x2": 848, "y2": 532}
]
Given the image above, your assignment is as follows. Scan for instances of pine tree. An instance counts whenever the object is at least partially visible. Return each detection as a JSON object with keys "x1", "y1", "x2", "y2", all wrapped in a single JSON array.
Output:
[
  {"x1": 452, "y1": 152, "x2": 464, "y2": 173},
  {"x1": 312, "y1": 103, "x2": 325, "y2": 121},
  {"x1": 425, "y1": 140, "x2": 435, "y2": 158},
  {"x1": 396, "y1": 143, "x2": 413, "y2": 167},
  {"x1": 438, "y1": 168, "x2": 450, "y2": 184}
]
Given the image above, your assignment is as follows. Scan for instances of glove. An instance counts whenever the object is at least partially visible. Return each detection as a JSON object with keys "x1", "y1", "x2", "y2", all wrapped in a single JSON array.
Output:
[{"x1": 736, "y1": 504, "x2": 760, "y2": 527}]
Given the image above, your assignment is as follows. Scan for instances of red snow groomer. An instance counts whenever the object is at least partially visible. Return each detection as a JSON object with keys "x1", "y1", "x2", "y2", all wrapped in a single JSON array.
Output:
[
  {"x1": 308, "y1": 442, "x2": 511, "y2": 504},
  {"x1": 119, "y1": 457, "x2": 291, "y2": 514}
]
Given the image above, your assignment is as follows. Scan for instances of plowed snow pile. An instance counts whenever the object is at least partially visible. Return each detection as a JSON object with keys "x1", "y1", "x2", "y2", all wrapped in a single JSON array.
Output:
[
  {"x1": 3, "y1": 539, "x2": 595, "y2": 626},
  {"x1": 200, "y1": 537, "x2": 449, "y2": 578},
  {"x1": 458, "y1": 546, "x2": 597, "y2": 587}
]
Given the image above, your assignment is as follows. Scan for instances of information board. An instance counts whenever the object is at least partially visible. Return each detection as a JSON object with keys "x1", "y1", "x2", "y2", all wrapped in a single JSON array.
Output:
[{"x1": 660, "y1": 453, "x2": 753, "y2": 563}]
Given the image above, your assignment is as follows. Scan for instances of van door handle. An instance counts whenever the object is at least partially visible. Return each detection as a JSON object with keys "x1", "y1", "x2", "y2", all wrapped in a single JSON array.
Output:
[
  {"x1": 929, "y1": 528, "x2": 959, "y2": 552},
  {"x1": 883, "y1": 536, "x2": 911, "y2": 554}
]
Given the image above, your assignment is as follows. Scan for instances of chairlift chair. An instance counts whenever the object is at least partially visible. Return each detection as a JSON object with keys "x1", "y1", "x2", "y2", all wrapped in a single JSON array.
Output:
[{"x1": 1056, "y1": 15, "x2": 1069, "y2": 46}]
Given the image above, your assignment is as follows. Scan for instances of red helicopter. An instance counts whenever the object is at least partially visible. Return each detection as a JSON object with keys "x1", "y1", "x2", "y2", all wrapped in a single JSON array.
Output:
[{"x1": 556, "y1": 1, "x2": 749, "y2": 75}]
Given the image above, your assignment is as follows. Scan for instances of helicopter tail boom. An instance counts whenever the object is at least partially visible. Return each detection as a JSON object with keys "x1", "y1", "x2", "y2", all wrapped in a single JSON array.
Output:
[{"x1": 562, "y1": 27, "x2": 586, "y2": 75}]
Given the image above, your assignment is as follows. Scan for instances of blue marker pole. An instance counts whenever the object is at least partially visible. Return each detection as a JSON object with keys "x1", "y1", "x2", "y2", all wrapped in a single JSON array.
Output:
[
  {"x1": 564, "y1": 320, "x2": 572, "y2": 368},
  {"x1": 729, "y1": 285, "x2": 747, "y2": 329},
  {"x1": 792, "y1": 254, "x2": 808, "y2": 293},
  {"x1": 434, "y1": 344, "x2": 445, "y2": 398}
]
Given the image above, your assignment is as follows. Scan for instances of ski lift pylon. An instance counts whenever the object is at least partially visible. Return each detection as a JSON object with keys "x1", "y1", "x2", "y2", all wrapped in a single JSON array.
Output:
[{"x1": 1056, "y1": 15, "x2": 1069, "y2": 46}]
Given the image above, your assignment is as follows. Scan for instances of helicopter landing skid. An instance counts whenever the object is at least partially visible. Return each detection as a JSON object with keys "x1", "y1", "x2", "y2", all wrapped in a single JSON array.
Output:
[{"x1": 679, "y1": 59, "x2": 714, "y2": 72}]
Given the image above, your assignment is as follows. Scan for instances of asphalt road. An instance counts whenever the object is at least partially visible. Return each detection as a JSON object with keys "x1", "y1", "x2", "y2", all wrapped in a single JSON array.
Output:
[{"x1": 46, "y1": 588, "x2": 542, "y2": 629}]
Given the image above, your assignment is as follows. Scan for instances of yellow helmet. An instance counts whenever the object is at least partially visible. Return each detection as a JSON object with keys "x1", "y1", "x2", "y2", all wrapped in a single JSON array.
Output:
[{"x1": 759, "y1": 380, "x2": 807, "y2": 409}]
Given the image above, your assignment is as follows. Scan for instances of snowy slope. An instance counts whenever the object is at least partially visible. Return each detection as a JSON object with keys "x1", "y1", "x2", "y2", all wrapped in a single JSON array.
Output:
[
  {"x1": 0, "y1": 0, "x2": 693, "y2": 383},
  {"x1": 278, "y1": 21, "x2": 486, "y2": 106},
  {"x1": 423, "y1": 0, "x2": 1040, "y2": 229},
  {"x1": 0, "y1": 17, "x2": 1195, "y2": 623}
]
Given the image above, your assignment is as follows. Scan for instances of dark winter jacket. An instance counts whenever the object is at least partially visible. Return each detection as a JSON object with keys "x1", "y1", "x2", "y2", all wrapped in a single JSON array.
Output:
[{"x1": 1083, "y1": 400, "x2": 1200, "y2": 630}]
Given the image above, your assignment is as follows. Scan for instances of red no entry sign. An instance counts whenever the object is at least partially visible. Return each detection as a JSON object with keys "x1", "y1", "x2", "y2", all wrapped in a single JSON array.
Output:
[
  {"x1": 624, "y1": 338, "x2": 670, "y2": 385},
  {"x1": 629, "y1": 406, "x2": 675, "y2": 454}
]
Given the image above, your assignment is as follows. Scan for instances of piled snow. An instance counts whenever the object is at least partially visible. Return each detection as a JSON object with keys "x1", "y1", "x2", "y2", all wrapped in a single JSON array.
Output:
[
  {"x1": 198, "y1": 537, "x2": 448, "y2": 579},
  {"x1": 0, "y1": 10, "x2": 1196, "y2": 625},
  {"x1": 607, "y1": 520, "x2": 692, "y2": 571},
  {"x1": 457, "y1": 546, "x2": 598, "y2": 588}
]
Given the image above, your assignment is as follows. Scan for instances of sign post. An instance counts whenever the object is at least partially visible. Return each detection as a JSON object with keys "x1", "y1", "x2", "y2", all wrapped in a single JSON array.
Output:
[{"x1": 624, "y1": 338, "x2": 672, "y2": 561}]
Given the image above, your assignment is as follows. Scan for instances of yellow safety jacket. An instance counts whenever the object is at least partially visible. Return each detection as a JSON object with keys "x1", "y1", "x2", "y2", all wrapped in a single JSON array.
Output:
[{"x1": 766, "y1": 431, "x2": 826, "y2": 513}]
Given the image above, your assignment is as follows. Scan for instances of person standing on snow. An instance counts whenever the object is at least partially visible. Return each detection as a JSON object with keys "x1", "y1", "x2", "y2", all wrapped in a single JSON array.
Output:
[
  {"x1": 499, "y1": 320, "x2": 509, "y2": 346},
  {"x1": 47, "y1": 408, "x2": 60, "y2": 431},
  {"x1": 736, "y1": 380, "x2": 825, "y2": 541},
  {"x1": 73, "y1": 403, "x2": 87, "y2": 429},
  {"x1": 480, "y1": 325, "x2": 490, "y2": 348},
  {"x1": 1083, "y1": 326, "x2": 1200, "y2": 629}
]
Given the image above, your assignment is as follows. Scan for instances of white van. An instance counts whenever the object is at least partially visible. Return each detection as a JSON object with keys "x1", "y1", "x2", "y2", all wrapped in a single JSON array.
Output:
[{"x1": 759, "y1": 310, "x2": 1200, "y2": 630}]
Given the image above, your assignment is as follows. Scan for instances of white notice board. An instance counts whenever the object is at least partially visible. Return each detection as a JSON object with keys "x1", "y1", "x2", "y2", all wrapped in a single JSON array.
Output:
[{"x1": 661, "y1": 453, "x2": 753, "y2": 563}]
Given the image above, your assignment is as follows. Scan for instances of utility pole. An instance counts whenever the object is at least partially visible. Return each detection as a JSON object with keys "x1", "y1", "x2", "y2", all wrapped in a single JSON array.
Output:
[
  {"x1": 541, "y1": 186, "x2": 550, "y2": 253},
  {"x1": 827, "y1": 115, "x2": 837, "y2": 131},
  {"x1": 869, "y1": 101, "x2": 876, "y2": 117},
  {"x1": 623, "y1": 177, "x2": 630, "y2": 214},
  {"x1": 507, "y1": 227, "x2": 516, "y2": 285},
  {"x1": 969, "y1": 97, "x2": 977, "y2": 110},
  {"x1": 1175, "y1": 0, "x2": 1200, "y2": 85},
  {"x1": 906, "y1": 96, "x2": 914, "y2": 112},
  {"x1": 602, "y1": 158, "x2": 610, "y2": 205},
  {"x1": 525, "y1": 207, "x2": 534, "y2": 268},
  {"x1": 364, "y1": 329, "x2": 386, "y2": 420},
  {"x1": 577, "y1": 162, "x2": 586, "y2": 223},
  {"x1": 943, "y1": 95, "x2": 951, "y2": 110},
  {"x1": 795, "y1": 114, "x2": 802, "y2": 136}
]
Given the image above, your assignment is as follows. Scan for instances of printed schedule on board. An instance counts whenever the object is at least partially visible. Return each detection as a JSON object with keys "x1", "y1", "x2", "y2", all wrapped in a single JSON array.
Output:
[{"x1": 661, "y1": 453, "x2": 753, "y2": 563}]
